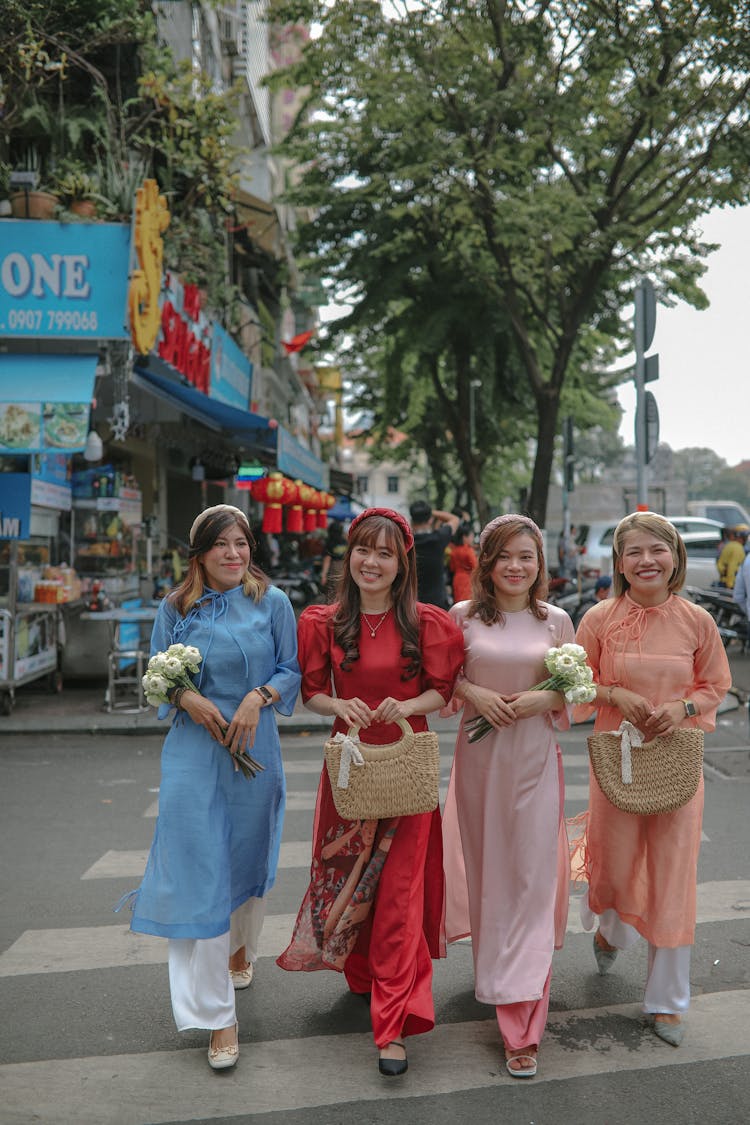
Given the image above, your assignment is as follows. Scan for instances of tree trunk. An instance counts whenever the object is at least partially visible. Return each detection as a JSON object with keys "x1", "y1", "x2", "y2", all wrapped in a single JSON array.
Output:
[{"x1": 528, "y1": 387, "x2": 561, "y2": 527}]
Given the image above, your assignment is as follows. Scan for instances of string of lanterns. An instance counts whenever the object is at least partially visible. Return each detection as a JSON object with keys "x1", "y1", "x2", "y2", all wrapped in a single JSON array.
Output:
[{"x1": 236, "y1": 468, "x2": 336, "y2": 533}]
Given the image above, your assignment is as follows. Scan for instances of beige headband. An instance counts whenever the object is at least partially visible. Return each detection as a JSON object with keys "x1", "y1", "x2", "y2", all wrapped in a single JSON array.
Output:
[{"x1": 189, "y1": 504, "x2": 248, "y2": 546}]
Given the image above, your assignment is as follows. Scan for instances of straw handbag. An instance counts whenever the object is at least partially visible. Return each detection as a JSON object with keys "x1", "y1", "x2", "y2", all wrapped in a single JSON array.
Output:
[
  {"x1": 587, "y1": 721, "x2": 704, "y2": 815},
  {"x1": 324, "y1": 719, "x2": 440, "y2": 820}
]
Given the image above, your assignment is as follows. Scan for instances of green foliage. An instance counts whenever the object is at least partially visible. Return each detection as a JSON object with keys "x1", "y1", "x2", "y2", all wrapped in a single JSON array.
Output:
[{"x1": 272, "y1": 0, "x2": 750, "y2": 524}]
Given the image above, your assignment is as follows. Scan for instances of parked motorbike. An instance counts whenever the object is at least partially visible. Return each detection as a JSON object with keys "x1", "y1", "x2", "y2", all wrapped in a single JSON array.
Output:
[
  {"x1": 270, "y1": 562, "x2": 324, "y2": 613},
  {"x1": 684, "y1": 585, "x2": 748, "y2": 650},
  {"x1": 546, "y1": 575, "x2": 600, "y2": 629}
]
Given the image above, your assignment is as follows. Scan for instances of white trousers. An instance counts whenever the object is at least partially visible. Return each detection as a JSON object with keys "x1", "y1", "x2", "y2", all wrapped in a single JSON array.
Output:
[
  {"x1": 581, "y1": 890, "x2": 691, "y2": 1015},
  {"x1": 168, "y1": 896, "x2": 266, "y2": 1032}
]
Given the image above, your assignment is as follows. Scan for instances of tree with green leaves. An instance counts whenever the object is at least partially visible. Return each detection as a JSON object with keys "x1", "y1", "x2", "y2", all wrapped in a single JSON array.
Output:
[{"x1": 271, "y1": 0, "x2": 750, "y2": 525}]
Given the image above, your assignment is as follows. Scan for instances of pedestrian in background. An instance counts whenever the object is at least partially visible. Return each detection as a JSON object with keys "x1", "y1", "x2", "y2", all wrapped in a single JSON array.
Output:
[
  {"x1": 574, "y1": 512, "x2": 730, "y2": 1046},
  {"x1": 320, "y1": 519, "x2": 348, "y2": 600},
  {"x1": 409, "y1": 499, "x2": 460, "y2": 608},
  {"x1": 120, "y1": 505, "x2": 300, "y2": 1071},
  {"x1": 716, "y1": 525, "x2": 748, "y2": 589},
  {"x1": 442, "y1": 514, "x2": 575, "y2": 1078},
  {"x1": 277, "y1": 507, "x2": 463, "y2": 1078},
  {"x1": 448, "y1": 521, "x2": 478, "y2": 604},
  {"x1": 557, "y1": 524, "x2": 581, "y2": 581}
]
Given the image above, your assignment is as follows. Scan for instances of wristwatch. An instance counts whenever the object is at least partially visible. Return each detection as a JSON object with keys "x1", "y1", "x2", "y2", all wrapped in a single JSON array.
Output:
[
  {"x1": 682, "y1": 699, "x2": 697, "y2": 718},
  {"x1": 254, "y1": 685, "x2": 273, "y2": 705}
]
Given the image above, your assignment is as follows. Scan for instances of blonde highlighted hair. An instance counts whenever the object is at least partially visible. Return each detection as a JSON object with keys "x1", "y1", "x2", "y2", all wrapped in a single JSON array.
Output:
[{"x1": 611, "y1": 512, "x2": 686, "y2": 597}]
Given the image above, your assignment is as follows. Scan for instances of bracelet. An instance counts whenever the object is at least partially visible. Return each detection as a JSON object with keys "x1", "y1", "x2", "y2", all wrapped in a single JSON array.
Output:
[
  {"x1": 173, "y1": 687, "x2": 187, "y2": 710},
  {"x1": 606, "y1": 686, "x2": 616, "y2": 706}
]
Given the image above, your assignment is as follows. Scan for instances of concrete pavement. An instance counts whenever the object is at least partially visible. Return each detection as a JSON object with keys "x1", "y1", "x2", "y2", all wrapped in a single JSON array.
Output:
[{"x1": 1, "y1": 642, "x2": 747, "y2": 736}]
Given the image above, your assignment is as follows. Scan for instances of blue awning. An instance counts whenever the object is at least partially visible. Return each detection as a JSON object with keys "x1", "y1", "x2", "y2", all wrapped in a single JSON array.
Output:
[
  {"x1": 132, "y1": 366, "x2": 275, "y2": 450},
  {"x1": 133, "y1": 364, "x2": 328, "y2": 488}
]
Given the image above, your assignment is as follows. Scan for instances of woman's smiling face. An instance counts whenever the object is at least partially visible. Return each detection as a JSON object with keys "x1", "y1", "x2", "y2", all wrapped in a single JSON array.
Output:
[
  {"x1": 489, "y1": 532, "x2": 539, "y2": 604},
  {"x1": 617, "y1": 528, "x2": 675, "y2": 604},
  {"x1": 349, "y1": 530, "x2": 399, "y2": 604},
  {"x1": 201, "y1": 524, "x2": 251, "y2": 591}
]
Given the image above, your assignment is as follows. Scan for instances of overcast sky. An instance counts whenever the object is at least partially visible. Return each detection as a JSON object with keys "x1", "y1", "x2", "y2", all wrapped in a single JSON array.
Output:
[{"x1": 616, "y1": 204, "x2": 749, "y2": 468}]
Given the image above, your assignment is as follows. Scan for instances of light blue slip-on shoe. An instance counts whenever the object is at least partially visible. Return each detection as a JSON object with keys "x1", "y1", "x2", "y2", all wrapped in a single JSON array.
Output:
[{"x1": 593, "y1": 932, "x2": 618, "y2": 975}]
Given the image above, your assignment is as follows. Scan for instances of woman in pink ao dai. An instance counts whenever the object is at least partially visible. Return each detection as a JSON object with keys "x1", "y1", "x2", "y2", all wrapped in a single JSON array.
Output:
[{"x1": 442, "y1": 514, "x2": 575, "y2": 1079}]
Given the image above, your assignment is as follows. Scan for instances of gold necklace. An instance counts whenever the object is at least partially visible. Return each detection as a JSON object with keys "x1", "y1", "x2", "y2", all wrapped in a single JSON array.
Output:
[{"x1": 361, "y1": 608, "x2": 391, "y2": 638}]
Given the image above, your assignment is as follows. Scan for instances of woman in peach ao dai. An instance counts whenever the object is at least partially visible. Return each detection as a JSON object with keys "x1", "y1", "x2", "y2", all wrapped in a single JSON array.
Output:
[{"x1": 574, "y1": 512, "x2": 730, "y2": 1047}]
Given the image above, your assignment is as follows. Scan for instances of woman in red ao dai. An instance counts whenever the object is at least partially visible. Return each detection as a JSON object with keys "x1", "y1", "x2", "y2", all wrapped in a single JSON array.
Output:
[{"x1": 277, "y1": 508, "x2": 463, "y2": 1077}]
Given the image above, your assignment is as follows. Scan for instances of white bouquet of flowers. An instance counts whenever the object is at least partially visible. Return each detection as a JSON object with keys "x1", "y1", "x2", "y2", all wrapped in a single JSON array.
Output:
[
  {"x1": 143, "y1": 643, "x2": 264, "y2": 780},
  {"x1": 465, "y1": 642, "x2": 596, "y2": 744},
  {"x1": 142, "y1": 643, "x2": 202, "y2": 706}
]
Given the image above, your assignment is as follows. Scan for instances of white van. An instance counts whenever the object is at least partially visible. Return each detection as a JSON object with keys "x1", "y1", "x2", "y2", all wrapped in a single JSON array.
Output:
[{"x1": 686, "y1": 500, "x2": 750, "y2": 527}]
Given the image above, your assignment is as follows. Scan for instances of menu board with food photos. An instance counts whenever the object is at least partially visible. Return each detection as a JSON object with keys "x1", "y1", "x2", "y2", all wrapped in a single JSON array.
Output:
[{"x1": 0, "y1": 401, "x2": 88, "y2": 454}]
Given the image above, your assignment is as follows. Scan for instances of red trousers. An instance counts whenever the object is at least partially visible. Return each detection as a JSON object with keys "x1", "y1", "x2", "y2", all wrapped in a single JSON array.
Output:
[{"x1": 344, "y1": 809, "x2": 436, "y2": 1048}]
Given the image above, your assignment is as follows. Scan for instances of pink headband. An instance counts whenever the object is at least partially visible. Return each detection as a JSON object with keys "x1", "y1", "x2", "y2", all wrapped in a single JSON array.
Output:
[
  {"x1": 348, "y1": 507, "x2": 415, "y2": 552},
  {"x1": 479, "y1": 513, "x2": 543, "y2": 551}
]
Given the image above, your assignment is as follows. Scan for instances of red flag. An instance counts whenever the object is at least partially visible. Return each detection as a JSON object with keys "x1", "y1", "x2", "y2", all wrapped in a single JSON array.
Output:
[{"x1": 282, "y1": 329, "x2": 315, "y2": 355}]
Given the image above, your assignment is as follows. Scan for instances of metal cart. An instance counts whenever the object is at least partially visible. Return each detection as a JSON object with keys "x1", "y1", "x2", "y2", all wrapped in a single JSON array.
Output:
[{"x1": 0, "y1": 540, "x2": 64, "y2": 716}]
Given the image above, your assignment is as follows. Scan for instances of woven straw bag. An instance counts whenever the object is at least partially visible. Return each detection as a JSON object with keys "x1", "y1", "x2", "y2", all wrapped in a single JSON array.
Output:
[
  {"x1": 587, "y1": 721, "x2": 704, "y2": 815},
  {"x1": 324, "y1": 718, "x2": 440, "y2": 820}
]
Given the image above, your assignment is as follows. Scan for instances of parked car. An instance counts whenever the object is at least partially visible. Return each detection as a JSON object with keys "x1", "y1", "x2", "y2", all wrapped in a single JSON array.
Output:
[
  {"x1": 686, "y1": 500, "x2": 750, "y2": 527},
  {"x1": 573, "y1": 517, "x2": 724, "y2": 588}
]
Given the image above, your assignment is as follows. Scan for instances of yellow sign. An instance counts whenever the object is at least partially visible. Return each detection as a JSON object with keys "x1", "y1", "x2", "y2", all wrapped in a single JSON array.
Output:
[{"x1": 128, "y1": 179, "x2": 170, "y2": 355}]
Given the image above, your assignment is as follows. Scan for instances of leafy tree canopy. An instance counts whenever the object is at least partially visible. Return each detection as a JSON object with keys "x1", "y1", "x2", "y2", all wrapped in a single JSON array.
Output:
[{"x1": 271, "y1": 0, "x2": 750, "y2": 524}]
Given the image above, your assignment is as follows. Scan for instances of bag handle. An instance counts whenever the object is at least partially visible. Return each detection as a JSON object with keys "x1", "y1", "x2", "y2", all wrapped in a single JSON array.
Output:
[{"x1": 346, "y1": 717, "x2": 414, "y2": 746}]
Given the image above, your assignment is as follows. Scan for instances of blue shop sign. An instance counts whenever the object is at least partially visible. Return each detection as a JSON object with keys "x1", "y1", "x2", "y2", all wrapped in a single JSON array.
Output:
[
  {"x1": 0, "y1": 473, "x2": 31, "y2": 539},
  {"x1": 276, "y1": 425, "x2": 326, "y2": 489},
  {"x1": 210, "y1": 324, "x2": 253, "y2": 410},
  {"x1": 0, "y1": 221, "x2": 131, "y2": 340}
]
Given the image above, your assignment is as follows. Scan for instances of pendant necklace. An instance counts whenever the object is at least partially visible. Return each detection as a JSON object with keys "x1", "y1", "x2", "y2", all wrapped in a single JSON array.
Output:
[{"x1": 361, "y1": 608, "x2": 391, "y2": 638}]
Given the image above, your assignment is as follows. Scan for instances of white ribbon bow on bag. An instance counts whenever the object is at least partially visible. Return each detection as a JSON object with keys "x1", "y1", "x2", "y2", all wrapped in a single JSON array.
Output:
[
  {"x1": 331, "y1": 731, "x2": 364, "y2": 789},
  {"x1": 612, "y1": 720, "x2": 644, "y2": 785}
]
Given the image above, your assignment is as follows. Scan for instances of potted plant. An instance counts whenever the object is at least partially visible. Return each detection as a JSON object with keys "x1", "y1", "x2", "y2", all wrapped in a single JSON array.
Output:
[
  {"x1": 8, "y1": 149, "x2": 59, "y2": 219},
  {"x1": 54, "y1": 162, "x2": 101, "y2": 219}
]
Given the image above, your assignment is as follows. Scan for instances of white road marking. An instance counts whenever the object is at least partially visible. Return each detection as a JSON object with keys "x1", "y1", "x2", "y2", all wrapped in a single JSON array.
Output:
[
  {"x1": 4, "y1": 881, "x2": 748, "y2": 978},
  {"x1": 81, "y1": 840, "x2": 313, "y2": 880},
  {"x1": 1, "y1": 990, "x2": 748, "y2": 1123}
]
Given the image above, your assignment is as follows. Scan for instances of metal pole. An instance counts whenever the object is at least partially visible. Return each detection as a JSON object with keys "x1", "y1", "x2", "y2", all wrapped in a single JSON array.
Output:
[{"x1": 634, "y1": 282, "x2": 648, "y2": 508}]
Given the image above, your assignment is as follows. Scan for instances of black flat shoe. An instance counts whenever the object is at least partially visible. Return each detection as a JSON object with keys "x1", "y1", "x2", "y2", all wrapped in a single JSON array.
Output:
[{"x1": 378, "y1": 1041, "x2": 407, "y2": 1077}]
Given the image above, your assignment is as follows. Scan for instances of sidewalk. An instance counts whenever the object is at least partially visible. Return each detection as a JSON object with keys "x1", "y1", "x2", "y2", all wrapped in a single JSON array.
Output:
[
  {"x1": 0, "y1": 679, "x2": 332, "y2": 736},
  {"x1": 2, "y1": 649, "x2": 747, "y2": 736}
]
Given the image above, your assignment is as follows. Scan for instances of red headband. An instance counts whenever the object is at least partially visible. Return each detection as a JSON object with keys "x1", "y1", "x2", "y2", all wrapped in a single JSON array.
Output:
[{"x1": 348, "y1": 507, "x2": 415, "y2": 552}]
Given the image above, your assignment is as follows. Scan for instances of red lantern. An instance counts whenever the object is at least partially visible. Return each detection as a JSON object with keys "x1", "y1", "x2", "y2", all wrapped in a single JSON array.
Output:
[
  {"x1": 318, "y1": 491, "x2": 335, "y2": 529},
  {"x1": 299, "y1": 482, "x2": 317, "y2": 532},
  {"x1": 285, "y1": 479, "x2": 304, "y2": 533},
  {"x1": 251, "y1": 471, "x2": 290, "y2": 533}
]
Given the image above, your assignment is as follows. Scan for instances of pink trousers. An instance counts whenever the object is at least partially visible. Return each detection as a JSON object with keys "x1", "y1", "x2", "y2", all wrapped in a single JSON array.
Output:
[{"x1": 495, "y1": 968, "x2": 552, "y2": 1053}]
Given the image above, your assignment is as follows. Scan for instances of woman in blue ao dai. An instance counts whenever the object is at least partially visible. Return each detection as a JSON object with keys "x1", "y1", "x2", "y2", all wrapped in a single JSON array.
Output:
[{"x1": 125, "y1": 505, "x2": 300, "y2": 1070}]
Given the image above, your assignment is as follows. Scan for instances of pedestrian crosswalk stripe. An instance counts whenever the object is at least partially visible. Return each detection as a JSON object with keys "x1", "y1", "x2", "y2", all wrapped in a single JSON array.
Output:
[
  {"x1": 1, "y1": 990, "x2": 748, "y2": 1124},
  {"x1": 81, "y1": 840, "x2": 312, "y2": 880},
  {"x1": 3, "y1": 881, "x2": 748, "y2": 978}
]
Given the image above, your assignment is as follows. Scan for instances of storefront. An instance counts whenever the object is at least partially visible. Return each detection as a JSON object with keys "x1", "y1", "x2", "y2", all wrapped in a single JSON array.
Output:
[{"x1": 0, "y1": 221, "x2": 132, "y2": 706}]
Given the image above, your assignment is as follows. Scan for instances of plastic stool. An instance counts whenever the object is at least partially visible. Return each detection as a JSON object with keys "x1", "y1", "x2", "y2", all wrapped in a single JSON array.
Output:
[{"x1": 106, "y1": 648, "x2": 149, "y2": 712}]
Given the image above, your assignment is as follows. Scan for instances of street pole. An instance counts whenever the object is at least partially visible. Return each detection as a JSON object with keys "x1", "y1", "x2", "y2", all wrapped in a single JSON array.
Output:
[
  {"x1": 633, "y1": 279, "x2": 659, "y2": 510},
  {"x1": 634, "y1": 282, "x2": 648, "y2": 509}
]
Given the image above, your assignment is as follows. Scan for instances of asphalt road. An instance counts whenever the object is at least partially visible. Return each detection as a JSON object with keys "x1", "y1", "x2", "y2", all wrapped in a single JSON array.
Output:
[{"x1": 1, "y1": 707, "x2": 749, "y2": 1125}]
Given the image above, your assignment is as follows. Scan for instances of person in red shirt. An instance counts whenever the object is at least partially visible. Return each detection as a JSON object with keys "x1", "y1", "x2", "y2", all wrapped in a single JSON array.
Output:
[{"x1": 277, "y1": 508, "x2": 463, "y2": 1078}]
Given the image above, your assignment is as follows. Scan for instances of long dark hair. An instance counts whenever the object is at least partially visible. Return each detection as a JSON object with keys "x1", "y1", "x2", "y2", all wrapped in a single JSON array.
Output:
[
  {"x1": 469, "y1": 516, "x2": 549, "y2": 625},
  {"x1": 169, "y1": 510, "x2": 268, "y2": 616},
  {"x1": 332, "y1": 513, "x2": 421, "y2": 679}
]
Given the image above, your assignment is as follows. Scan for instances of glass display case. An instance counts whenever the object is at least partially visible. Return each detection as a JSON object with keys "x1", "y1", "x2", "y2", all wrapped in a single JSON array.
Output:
[{"x1": 71, "y1": 489, "x2": 142, "y2": 600}]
